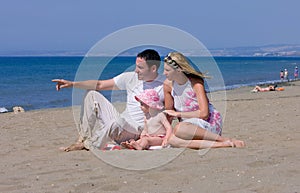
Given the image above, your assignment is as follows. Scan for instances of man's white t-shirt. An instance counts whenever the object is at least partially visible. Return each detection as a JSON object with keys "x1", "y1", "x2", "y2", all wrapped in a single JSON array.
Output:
[{"x1": 113, "y1": 72, "x2": 165, "y2": 129}]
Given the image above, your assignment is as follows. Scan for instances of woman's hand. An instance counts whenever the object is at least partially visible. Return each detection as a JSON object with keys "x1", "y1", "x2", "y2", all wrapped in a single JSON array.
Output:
[
  {"x1": 164, "y1": 110, "x2": 180, "y2": 117},
  {"x1": 52, "y1": 79, "x2": 73, "y2": 91}
]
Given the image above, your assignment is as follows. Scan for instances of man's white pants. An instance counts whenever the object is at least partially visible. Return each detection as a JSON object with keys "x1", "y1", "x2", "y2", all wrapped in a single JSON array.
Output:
[{"x1": 78, "y1": 90, "x2": 141, "y2": 149}]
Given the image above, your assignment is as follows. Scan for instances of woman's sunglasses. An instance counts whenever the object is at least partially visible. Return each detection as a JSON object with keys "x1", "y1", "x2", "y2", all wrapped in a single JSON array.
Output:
[{"x1": 164, "y1": 55, "x2": 179, "y2": 69}]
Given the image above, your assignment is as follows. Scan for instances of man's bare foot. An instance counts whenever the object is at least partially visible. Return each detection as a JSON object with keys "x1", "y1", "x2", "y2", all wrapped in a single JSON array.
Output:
[{"x1": 59, "y1": 142, "x2": 87, "y2": 152}]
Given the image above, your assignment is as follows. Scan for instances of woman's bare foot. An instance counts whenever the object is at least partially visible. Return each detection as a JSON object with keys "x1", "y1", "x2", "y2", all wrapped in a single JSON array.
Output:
[
  {"x1": 59, "y1": 142, "x2": 87, "y2": 152},
  {"x1": 231, "y1": 139, "x2": 245, "y2": 147},
  {"x1": 223, "y1": 139, "x2": 245, "y2": 148},
  {"x1": 224, "y1": 140, "x2": 235, "y2": 147}
]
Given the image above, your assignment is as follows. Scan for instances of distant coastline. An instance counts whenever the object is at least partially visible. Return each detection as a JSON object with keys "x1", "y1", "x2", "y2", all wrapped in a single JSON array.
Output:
[
  {"x1": 1, "y1": 44, "x2": 300, "y2": 57},
  {"x1": 210, "y1": 44, "x2": 300, "y2": 57}
]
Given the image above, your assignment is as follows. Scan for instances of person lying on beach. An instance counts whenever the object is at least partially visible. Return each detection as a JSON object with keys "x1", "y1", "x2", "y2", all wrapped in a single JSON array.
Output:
[
  {"x1": 53, "y1": 49, "x2": 165, "y2": 152},
  {"x1": 121, "y1": 89, "x2": 172, "y2": 150},
  {"x1": 251, "y1": 84, "x2": 284, "y2": 92},
  {"x1": 163, "y1": 52, "x2": 245, "y2": 149}
]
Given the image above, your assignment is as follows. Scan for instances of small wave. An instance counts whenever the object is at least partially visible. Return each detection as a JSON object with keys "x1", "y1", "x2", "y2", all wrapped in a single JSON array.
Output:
[{"x1": 49, "y1": 99, "x2": 70, "y2": 105}]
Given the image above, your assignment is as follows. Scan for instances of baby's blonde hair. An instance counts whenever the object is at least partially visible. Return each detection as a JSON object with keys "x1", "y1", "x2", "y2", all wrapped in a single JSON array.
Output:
[{"x1": 165, "y1": 52, "x2": 209, "y2": 79}]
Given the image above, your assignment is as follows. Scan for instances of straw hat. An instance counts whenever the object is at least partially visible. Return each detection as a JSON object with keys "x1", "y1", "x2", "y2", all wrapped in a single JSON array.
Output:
[{"x1": 135, "y1": 89, "x2": 163, "y2": 110}]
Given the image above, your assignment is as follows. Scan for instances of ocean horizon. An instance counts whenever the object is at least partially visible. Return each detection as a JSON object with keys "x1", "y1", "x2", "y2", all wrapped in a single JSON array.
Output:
[{"x1": 0, "y1": 56, "x2": 299, "y2": 112}]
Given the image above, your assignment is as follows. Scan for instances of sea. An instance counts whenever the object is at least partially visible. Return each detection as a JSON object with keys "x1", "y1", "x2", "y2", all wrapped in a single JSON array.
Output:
[{"x1": 0, "y1": 56, "x2": 299, "y2": 112}]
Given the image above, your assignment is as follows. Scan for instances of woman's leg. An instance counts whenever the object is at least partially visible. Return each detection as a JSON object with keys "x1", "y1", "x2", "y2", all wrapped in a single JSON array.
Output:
[
  {"x1": 168, "y1": 134, "x2": 233, "y2": 149},
  {"x1": 173, "y1": 122, "x2": 230, "y2": 142},
  {"x1": 172, "y1": 123, "x2": 245, "y2": 149}
]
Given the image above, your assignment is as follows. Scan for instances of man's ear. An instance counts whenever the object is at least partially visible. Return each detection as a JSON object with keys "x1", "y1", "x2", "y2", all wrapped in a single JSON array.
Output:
[{"x1": 151, "y1": 65, "x2": 157, "y2": 72}]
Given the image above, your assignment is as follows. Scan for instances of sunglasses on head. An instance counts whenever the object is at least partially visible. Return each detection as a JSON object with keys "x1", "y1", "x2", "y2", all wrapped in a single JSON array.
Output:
[{"x1": 164, "y1": 55, "x2": 179, "y2": 69}]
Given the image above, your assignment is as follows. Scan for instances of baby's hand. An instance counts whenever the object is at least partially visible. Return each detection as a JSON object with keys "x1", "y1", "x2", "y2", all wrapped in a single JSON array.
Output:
[{"x1": 162, "y1": 139, "x2": 169, "y2": 148}]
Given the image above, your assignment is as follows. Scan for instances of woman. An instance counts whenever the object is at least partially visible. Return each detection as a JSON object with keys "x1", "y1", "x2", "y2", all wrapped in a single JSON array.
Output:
[{"x1": 163, "y1": 52, "x2": 245, "y2": 149}]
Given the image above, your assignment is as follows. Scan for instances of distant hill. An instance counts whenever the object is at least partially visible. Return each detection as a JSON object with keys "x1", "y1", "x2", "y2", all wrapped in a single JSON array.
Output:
[
  {"x1": 1, "y1": 44, "x2": 300, "y2": 57},
  {"x1": 210, "y1": 44, "x2": 300, "y2": 57},
  {"x1": 0, "y1": 50, "x2": 86, "y2": 57}
]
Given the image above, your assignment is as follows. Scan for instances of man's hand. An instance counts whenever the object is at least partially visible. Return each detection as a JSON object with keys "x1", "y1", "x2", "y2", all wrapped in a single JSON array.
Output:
[{"x1": 52, "y1": 79, "x2": 73, "y2": 91}]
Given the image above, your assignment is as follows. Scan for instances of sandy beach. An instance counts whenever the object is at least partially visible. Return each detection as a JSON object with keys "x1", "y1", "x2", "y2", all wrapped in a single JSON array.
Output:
[{"x1": 1, "y1": 81, "x2": 299, "y2": 193}]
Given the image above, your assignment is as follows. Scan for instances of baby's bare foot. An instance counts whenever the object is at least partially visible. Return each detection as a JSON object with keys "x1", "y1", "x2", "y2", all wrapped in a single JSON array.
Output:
[
  {"x1": 130, "y1": 141, "x2": 143, "y2": 150},
  {"x1": 121, "y1": 141, "x2": 134, "y2": 149}
]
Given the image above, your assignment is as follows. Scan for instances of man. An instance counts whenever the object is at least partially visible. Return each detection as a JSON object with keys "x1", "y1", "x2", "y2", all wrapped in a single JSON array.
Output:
[{"x1": 52, "y1": 49, "x2": 165, "y2": 151}]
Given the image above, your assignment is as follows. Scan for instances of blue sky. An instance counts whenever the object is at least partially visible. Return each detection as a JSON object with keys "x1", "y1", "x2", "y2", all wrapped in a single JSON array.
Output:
[{"x1": 1, "y1": 0, "x2": 299, "y2": 53}]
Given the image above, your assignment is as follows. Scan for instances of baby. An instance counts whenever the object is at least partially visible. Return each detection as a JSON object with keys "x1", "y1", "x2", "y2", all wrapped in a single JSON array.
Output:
[{"x1": 121, "y1": 89, "x2": 172, "y2": 150}]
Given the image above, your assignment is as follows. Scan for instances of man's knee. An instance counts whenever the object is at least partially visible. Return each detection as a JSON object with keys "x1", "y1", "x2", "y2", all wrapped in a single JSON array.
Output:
[
  {"x1": 85, "y1": 90, "x2": 102, "y2": 100},
  {"x1": 84, "y1": 90, "x2": 105, "y2": 114}
]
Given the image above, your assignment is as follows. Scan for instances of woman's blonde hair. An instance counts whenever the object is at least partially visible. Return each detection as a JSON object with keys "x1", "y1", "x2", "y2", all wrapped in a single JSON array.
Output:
[{"x1": 164, "y1": 52, "x2": 209, "y2": 79}]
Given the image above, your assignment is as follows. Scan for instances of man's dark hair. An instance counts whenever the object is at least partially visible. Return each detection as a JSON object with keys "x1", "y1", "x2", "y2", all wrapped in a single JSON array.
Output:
[{"x1": 137, "y1": 49, "x2": 161, "y2": 69}]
